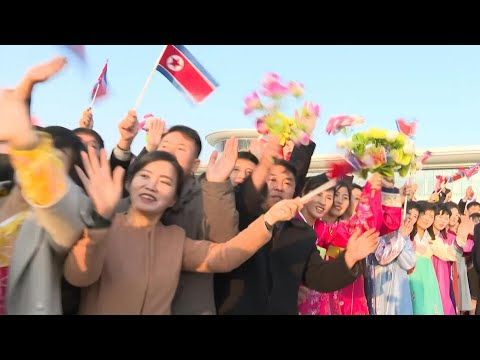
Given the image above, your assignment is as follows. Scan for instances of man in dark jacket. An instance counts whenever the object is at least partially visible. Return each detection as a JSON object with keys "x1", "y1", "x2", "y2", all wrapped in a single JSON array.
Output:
[{"x1": 215, "y1": 139, "x2": 380, "y2": 314}]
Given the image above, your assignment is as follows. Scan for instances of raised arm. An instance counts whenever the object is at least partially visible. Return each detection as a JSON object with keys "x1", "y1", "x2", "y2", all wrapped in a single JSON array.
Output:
[
  {"x1": 182, "y1": 198, "x2": 302, "y2": 272},
  {"x1": 65, "y1": 146, "x2": 125, "y2": 286},
  {"x1": 375, "y1": 217, "x2": 414, "y2": 265},
  {"x1": 110, "y1": 110, "x2": 139, "y2": 172},
  {"x1": 201, "y1": 137, "x2": 239, "y2": 243},
  {"x1": 289, "y1": 141, "x2": 316, "y2": 197},
  {"x1": 4, "y1": 57, "x2": 91, "y2": 252}
]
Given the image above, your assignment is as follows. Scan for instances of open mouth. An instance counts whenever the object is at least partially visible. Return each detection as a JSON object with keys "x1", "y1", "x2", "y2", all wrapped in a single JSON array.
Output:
[
  {"x1": 139, "y1": 193, "x2": 157, "y2": 202},
  {"x1": 315, "y1": 205, "x2": 325, "y2": 213}
]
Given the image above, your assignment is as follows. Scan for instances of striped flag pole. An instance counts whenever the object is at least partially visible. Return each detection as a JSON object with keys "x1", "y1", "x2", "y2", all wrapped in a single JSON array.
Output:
[{"x1": 133, "y1": 46, "x2": 167, "y2": 111}]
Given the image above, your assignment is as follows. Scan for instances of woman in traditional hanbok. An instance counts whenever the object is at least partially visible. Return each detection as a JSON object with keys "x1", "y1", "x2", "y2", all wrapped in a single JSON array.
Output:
[
  {"x1": 445, "y1": 202, "x2": 472, "y2": 314},
  {"x1": 370, "y1": 202, "x2": 418, "y2": 315},
  {"x1": 408, "y1": 202, "x2": 470, "y2": 315},
  {"x1": 299, "y1": 174, "x2": 383, "y2": 315}
]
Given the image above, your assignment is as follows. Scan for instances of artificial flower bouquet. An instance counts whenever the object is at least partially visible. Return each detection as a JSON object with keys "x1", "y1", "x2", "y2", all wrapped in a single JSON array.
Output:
[{"x1": 244, "y1": 73, "x2": 320, "y2": 147}]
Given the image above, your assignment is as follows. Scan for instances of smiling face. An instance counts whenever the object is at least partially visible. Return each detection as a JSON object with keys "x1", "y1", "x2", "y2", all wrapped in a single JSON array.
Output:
[
  {"x1": 449, "y1": 207, "x2": 459, "y2": 228},
  {"x1": 303, "y1": 189, "x2": 334, "y2": 220},
  {"x1": 434, "y1": 211, "x2": 450, "y2": 232},
  {"x1": 417, "y1": 210, "x2": 435, "y2": 231},
  {"x1": 329, "y1": 185, "x2": 350, "y2": 218},
  {"x1": 128, "y1": 160, "x2": 178, "y2": 216}
]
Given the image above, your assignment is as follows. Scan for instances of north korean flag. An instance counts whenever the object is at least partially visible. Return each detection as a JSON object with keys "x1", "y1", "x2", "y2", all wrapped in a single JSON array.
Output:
[
  {"x1": 156, "y1": 45, "x2": 218, "y2": 104},
  {"x1": 91, "y1": 61, "x2": 108, "y2": 100}
]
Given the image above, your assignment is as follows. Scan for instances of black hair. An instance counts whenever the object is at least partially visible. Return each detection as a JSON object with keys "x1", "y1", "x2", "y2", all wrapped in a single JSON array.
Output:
[
  {"x1": 470, "y1": 212, "x2": 480, "y2": 219},
  {"x1": 467, "y1": 201, "x2": 480, "y2": 211},
  {"x1": 40, "y1": 126, "x2": 87, "y2": 191},
  {"x1": 302, "y1": 173, "x2": 332, "y2": 195},
  {"x1": 445, "y1": 201, "x2": 459, "y2": 213},
  {"x1": 73, "y1": 128, "x2": 105, "y2": 149},
  {"x1": 407, "y1": 201, "x2": 420, "y2": 214},
  {"x1": 334, "y1": 181, "x2": 352, "y2": 201},
  {"x1": 164, "y1": 125, "x2": 202, "y2": 158},
  {"x1": 273, "y1": 159, "x2": 297, "y2": 183},
  {"x1": 433, "y1": 202, "x2": 451, "y2": 239},
  {"x1": 351, "y1": 183, "x2": 363, "y2": 192},
  {"x1": 410, "y1": 201, "x2": 437, "y2": 241},
  {"x1": 125, "y1": 151, "x2": 184, "y2": 200},
  {"x1": 237, "y1": 151, "x2": 259, "y2": 165},
  {"x1": 0, "y1": 154, "x2": 14, "y2": 185}
]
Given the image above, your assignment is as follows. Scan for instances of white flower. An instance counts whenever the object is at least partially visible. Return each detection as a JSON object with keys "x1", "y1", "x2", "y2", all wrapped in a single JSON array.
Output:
[
  {"x1": 403, "y1": 141, "x2": 415, "y2": 155},
  {"x1": 336, "y1": 138, "x2": 347, "y2": 149},
  {"x1": 345, "y1": 138, "x2": 353, "y2": 149},
  {"x1": 386, "y1": 130, "x2": 398, "y2": 142}
]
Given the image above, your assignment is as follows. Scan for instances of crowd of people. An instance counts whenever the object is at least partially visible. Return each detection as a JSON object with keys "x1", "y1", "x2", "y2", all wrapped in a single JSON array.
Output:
[{"x1": 0, "y1": 57, "x2": 479, "y2": 315}]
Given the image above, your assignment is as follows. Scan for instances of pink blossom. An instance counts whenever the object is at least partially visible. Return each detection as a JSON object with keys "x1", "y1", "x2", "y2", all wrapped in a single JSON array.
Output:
[
  {"x1": 243, "y1": 92, "x2": 262, "y2": 115},
  {"x1": 261, "y1": 73, "x2": 281, "y2": 88},
  {"x1": 325, "y1": 115, "x2": 365, "y2": 135},
  {"x1": 302, "y1": 101, "x2": 320, "y2": 119},
  {"x1": 288, "y1": 82, "x2": 304, "y2": 98},
  {"x1": 256, "y1": 117, "x2": 269, "y2": 135},
  {"x1": 260, "y1": 81, "x2": 289, "y2": 98}
]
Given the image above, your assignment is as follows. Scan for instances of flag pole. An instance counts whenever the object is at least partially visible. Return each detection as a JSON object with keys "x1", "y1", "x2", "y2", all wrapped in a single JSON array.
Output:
[
  {"x1": 90, "y1": 59, "x2": 108, "y2": 109},
  {"x1": 90, "y1": 83, "x2": 101, "y2": 108},
  {"x1": 133, "y1": 46, "x2": 167, "y2": 111}
]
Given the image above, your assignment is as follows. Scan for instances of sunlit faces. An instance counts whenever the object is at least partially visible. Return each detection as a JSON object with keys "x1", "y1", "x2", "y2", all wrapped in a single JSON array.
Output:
[
  {"x1": 434, "y1": 211, "x2": 450, "y2": 231},
  {"x1": 449, "y1": 207, "x2": 459, "y2": 228},
  {"x1": 417, "y1": 210, "x2": 435, "y2": 230},
  {"x1": 230, "y1": 158, "x2": 256, "y2": 186},
  {"x1": 76, "y1": 133, "x2": 101, "y2": 158},
  {"x1": 407, "y1": 208, "x2": 419, "y2": 224},
  {"x1": 265, "y1": 164, "x2": 296, "y2": 209},
  {"x1": 303, "y1": 190, "x2": 334, "y2": 220},
  {"x1": 351, "y1": 187, "x2": 362, "y2": 212},
  {"x1": 159, "y1": 132, "x2": 200, "y2": 176},
  {"x1": 330, "y1": 186, "x2": 350, "y2": 218},
  {"x1": 128, "y1": 160, "x2": 178, "y2": 215}
]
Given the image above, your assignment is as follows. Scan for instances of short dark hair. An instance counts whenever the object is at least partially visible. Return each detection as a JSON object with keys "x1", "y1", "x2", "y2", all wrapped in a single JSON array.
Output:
[
  {"x1": 164, "y1": 125, "x2": 202, "y2": 158},
  {"x1": 470, "y1": 212, "x2": 480, "y2": 222},
  {"x1": 73, "y1": 128, "x2": 105, "y2": 149},
  {"x1": 467, "y1": 201, "x2": 480, "y2": 211},
  {"x1": 351, "y1": 183, "x2": 363, "y2": 192},
  {"x1": 40, "y1": 126, "x2": 87, "y2": 191},
  {"x1": 237, "y1": 151, "x2": 259, "y2": 165},
  {"x1": 126, "y1": 151, "x2": 184, "y2": 199},
  {"x1": 273, "y1": 159, "x2": 297, "y2": 179}
]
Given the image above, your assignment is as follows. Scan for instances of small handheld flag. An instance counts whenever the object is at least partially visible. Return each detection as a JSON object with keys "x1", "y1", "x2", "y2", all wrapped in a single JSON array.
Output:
[
  {"x1": 91, "y1": 60, "x2": 109, "y2": 107},
  {"x1": 156, "y1": 45, "x2": 219, "y2": 104}
]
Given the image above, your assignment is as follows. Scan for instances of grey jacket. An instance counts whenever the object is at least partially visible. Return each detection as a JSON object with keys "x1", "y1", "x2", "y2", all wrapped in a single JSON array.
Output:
[{"x1": 7, "y1": 180, "x2": 89, "y2": 315}]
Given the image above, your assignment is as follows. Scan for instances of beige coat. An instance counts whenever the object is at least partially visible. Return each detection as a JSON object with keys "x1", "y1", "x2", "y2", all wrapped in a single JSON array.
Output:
[{"x1": 64, "y1": 214, "x2": 270, "y2": 315}]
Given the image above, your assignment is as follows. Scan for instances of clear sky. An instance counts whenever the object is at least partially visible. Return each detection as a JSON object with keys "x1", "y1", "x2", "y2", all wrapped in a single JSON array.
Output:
[{"x1": 1, "y1": 45, "x2": 480, "y2": 161}]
